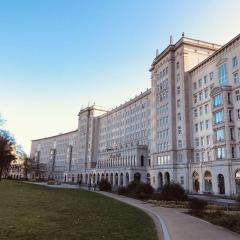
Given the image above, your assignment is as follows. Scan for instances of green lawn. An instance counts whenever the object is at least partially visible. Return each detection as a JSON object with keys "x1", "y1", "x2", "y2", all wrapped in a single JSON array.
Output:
[{"x1": 0, "y1": 181, "x2": 157, "y2": 240}]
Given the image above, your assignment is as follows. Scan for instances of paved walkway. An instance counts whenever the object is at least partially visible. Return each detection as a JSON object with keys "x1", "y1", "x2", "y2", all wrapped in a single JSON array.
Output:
[{"x1": 27, "y1": 182, "x2": 240, "y2": 240}]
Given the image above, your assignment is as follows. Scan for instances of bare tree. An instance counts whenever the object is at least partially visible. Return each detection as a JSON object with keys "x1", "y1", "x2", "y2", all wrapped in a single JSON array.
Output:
[
  {"x1": 0, "y1": 130, "x2": 16, "y2": 180},
  {"x1": 22, "y1": 155, "x2": 36, "y2": 180}
]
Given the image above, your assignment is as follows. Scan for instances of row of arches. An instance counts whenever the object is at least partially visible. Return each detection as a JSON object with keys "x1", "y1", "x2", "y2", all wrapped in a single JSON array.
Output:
[
  {"x1": 64, "y1": 169, "x2": 240, "y2": 195},
  {"x1": 192, "y1": 170, "x2": 240, "y2": 195},
  {"x1": 65, "y1": 172, "x2": 143, "y2": 186},
  {"x1": 192, "y1": 171, "x2": 225, "y2": 194}
]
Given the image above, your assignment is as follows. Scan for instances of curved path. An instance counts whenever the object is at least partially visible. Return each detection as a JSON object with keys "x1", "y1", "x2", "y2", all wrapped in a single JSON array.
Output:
[{"x1": 27, "y1": 182, "x2": 240, "y2": 240}]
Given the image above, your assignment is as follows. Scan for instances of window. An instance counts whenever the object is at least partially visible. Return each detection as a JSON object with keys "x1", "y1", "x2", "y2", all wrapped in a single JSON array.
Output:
[
  {"x1": 213, "y1": 94, "x2": 222, "y2": 107},
  {"x1": 206, "y1": 135, "x2": 210, "y2": 145},
  {"x1": 177, "y1": 99, "x2": 181, "y2": 107},
  {"x1": 200, "y1": 122, "x2": 204, "y2": 131},
  {"x1": 237, "y1": 109, "x2": 240, "y2": 119},
  {"x1": 238, "y1": 128, "x2": 240, "y2": 140},
  {"x1": 195, "y1": 123, "x2": 198, "y2": 132},
  {"x1": 214, "y1": 111, "x2": 224, "y2": 124},
  {"x1": 194, "y1": 95, "x2": 198, "y2": 104},
  {"x1": 176, "y1": 62, "x2": 180, "y2": 69},
  {"x1": 180, "y1": 176, "x2": 184, "y2": 185},
  {"x1": 210, "y1": 72, "x2": 214, "y2": 80},
  {"x1": 207, "y1": 151, "x2": 211, "y2": 161},
  {"x1": 218, "y1": 64, "x2": 228, "y2": 85},
  {"x1": 233, "y1": 56, "x2": 238, "y2": 67},
  {"x1": 235, "y1": 90, "x2": 240, "y2": 101},
  {"x1": 234, "y1": 71, "x2": 239, "y2": 84},
  {"x1": 196, "y1": 152, "x2": 200, "y2": 162},
  {"x1": 198, "y1": 79, "x2": 202, "y2": 87},
  {"x1": 178, "y1": 140, "x2": 182, "y2": 148},
  {"x1": 193, "y1": 82, "x2": 197, "y2": 90},
  {"x1": 215, "y1": 128, "x2": 225, "y2": 142},
  {"x1": 199, "y1": 91, "x2": 203, "y2": 101},
  {"x1": 204, "y1": 104, "x2": 209, "y2": 114},
  {"x1": 232, "y1": 147, "x2": 235, "y2": 158},
  {"x1": 178, "y1": 126, "x2": 182, "y2": 135},
  {"x1": 195, "y1": 138, "x2": 199, "y2": 147},
  {"x1": 194, "y1": 109, "x2": 198, "y2": 117},
  {"x1": 229, "y1": 110, "x2": 233, "y2": 122},
  {"x1": 216, "y1": 147, "x2": 225, "y2": 159},
  {"x1": 230, "y1": 128, "x2": 234, "y2": 140},
  {"x1": 177, "y1": 112, "x2": 181, "y2": 121},
  {"x1": 178, "y1": 154, "x2": 182, "y2": 163},
  {"x1": 176, "y1": 73, "x2": 180, "y2": 82},
  {"x1": 177, "y1": 86, "x2": 180, "y2": 94},
  {"x1": 201, "y1": 137, "x2": 204, "y2": 146},
  {"x1": 206, "y1": 120, "x2": 210, "y2": 129},
  {"x1": 204, "y1": 75, "x2": 207, "y2": 84},
  {"x1": 228, "y1": 92, "x2": 231, "y2": 104},
  {"x1": 141, "y1": 155, "x2": 144, "y2": 167},
  {"x1": 204, "y1": 88, "x2": 208, "y2": 98}
]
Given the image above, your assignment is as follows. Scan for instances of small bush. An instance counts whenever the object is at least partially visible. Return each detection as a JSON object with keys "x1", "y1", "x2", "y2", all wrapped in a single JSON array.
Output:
[
  {"x1": 206, "y1": 204, "x2": 223, "y2": 211},
  {"x1": 135, "y1": 182, "x2": 154, "y2": 199},
  {"x1": 159, "y1": 183, "x2": 188, "y2": 201},
  {"x1": 126, "y1": 181, "x2": 139, "y2": 192},
  {"x1": 99, "y1": 179, "x2": 112, "y2": 192},
  {"x1": 236, "y1": 195, "x2": 240, "y2": 202},
  {"x1": 189, "y1": 197, "x2": 207, "y2": 216},
  {"x1": 147, "y1": 200, "x2": 188, "y2": 208},
  {"x1": 118, "y1": 186, "x2": 128, "y2": 195},
  {"x1": 126, "y1": 181, "x2": 153, "y2": 199},
  {"x1": 205, "y1": 213, "x2": 240, "y2": 234},
  {"x1": 47, "y1": 180, "x2": 55, "y2": 185}
]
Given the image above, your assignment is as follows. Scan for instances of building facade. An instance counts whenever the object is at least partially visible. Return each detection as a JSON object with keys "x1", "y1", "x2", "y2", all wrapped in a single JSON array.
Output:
[{"x1": 30, "y1": 33, "x2": 240, "y2": 196}]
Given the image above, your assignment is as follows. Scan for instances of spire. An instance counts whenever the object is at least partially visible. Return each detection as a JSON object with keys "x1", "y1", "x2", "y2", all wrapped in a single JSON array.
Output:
[{"x1": 170, "y1": 35, "x2": 173, "y2": 45}]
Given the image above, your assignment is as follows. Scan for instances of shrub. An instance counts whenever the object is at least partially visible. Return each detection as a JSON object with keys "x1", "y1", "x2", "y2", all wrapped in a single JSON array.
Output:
[
  {"x1": 47, "y1": 180, "x2": 55, "y2": 185},
  {"x1": 118, "y1": 186, "x2": 128, "y2": 195},
  {"x1": 99, "y1": 179, "x2": 112, "y2": 192},
  {"x1": 147, "y1": 200, "x2": 188, "y2": 208},
  {"x1": 205, "y1": 213, "x2": 240, "y2": 234},
  {"x1": 126, "y1": 181, "x2": 153, "y2": 199},
  {"x1": 135, "y1": 182, "x2": 154, "y2": 199},
  {"x1": 126, "y1": 181, "x2": 139, "y2": 192},
  {"x1": 236, "y1": 195, "x2": 240, "y2": 202},
  {"x1": 189, "y1": 197, "x2": 207, "y2": 216},
  {"x1": 159, "y1": 183, "x2": 188, "y2": 201}
]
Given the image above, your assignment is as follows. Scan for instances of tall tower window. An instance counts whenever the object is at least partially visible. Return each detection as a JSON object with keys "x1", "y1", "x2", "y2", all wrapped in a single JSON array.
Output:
[{"x1": 218, "y1": 64, "x2": 228, "y2": 86}]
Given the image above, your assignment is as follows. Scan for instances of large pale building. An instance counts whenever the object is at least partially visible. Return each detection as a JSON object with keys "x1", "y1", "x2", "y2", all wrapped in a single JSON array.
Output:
[{"x1": 30, "y1": 33, "x2": 240, "y2": 196}]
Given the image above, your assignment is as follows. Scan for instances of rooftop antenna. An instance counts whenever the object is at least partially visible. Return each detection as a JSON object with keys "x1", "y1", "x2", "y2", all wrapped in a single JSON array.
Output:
[{"x1": 170, "y1": 35, "x2": 173, "y2": 45}]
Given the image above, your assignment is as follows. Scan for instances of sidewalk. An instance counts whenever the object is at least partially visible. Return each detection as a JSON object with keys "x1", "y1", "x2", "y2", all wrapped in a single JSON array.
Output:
[
  {"x1": 99, "y1": 191, "x2": 240, "y2": 240},
  {"x1": 26, "y1": 182, "x2": 240, "y2": 240}
]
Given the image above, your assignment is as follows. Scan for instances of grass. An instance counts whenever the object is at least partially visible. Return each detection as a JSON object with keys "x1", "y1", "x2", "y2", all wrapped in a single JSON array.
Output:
[{"x1": 0, "y1": 181, "x2": 157, "y2": 240}]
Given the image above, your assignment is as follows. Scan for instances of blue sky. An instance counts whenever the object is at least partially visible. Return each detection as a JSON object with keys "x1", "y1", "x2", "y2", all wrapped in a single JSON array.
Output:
[{"x1": 0, "y1": 0, "x2": 239, "y2": 153}]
